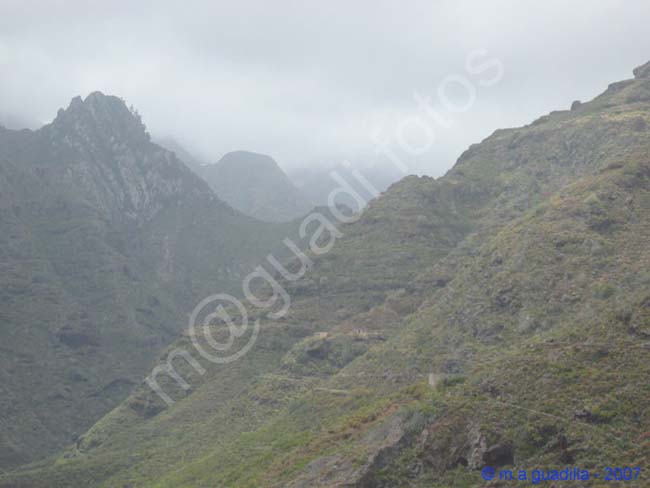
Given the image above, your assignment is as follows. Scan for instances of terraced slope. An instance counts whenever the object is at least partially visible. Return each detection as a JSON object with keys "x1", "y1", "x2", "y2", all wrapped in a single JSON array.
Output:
[{"x1": 3, "y1": 62, "x2": 650, "y2": 487}]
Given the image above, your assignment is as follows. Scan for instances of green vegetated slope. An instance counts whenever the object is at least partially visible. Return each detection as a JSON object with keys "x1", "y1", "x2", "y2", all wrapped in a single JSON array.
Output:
[
  {"x1": 4, "y1": 62, "x2": 650, "y2": 487},
  {"x1": 0, "y1": 94, "x2": 297, "y2": 470}
]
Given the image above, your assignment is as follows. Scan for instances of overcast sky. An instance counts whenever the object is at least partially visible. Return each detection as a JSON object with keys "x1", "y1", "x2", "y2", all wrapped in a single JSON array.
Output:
[{"x1": 1, "y1": 0, "x2": 650, "y2": 176}]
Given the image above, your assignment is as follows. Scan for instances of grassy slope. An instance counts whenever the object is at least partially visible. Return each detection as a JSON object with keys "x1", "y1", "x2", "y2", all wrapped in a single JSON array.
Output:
[
  {"x1": 147, "y1": 157, "x2": 650, "y2": 488},
  {"x1": 3, "y1": 67, "x2": 650, "y2": 487}
]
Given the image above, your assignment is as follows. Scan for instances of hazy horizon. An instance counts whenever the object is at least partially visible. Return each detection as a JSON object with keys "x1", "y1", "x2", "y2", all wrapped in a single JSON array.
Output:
[{"x1": 2, "y1": 0, "x2": 650, "y2": 176}]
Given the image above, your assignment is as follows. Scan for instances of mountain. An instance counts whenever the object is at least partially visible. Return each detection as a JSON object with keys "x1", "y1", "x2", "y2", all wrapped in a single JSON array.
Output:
[
  {"x1": 0, "y1": 93, "x2": 298, "y2": 469},
  {"x1": 199, "y1": 150, "x2": 314, "y2": 222},
  {"x1": 289, "y1": 160, "x2": 404, "y2": 209},
  {"x1": 153, "y1": 143, "x2": 315, "y2": 223},
  {"x1": 4, "y1": 62, "x2": 650, "y2": 487},
  {"x1": 153, "y1": 136, "x2": 206, "y2": 176}
]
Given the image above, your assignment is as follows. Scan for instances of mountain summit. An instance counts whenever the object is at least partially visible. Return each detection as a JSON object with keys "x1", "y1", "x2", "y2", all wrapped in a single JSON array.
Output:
[
  {"x1": 200, "y1": 150, "x2": 314, "y2": 222},
  {"x1": 52, "y1": 92, "x2": 148, "y2": 140},
  {"x1": 41, "y1": 92, "x2": 218, "y2": 224},
  {"x1": 0, "y1": 94, "x2": 298, "y2": 468}
]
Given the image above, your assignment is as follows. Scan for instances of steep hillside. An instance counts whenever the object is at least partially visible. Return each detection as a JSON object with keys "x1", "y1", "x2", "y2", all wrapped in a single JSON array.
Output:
[
  {"x1": 0, "y1": 94, "x2": 296, "y2": 469},
  {"x1": 4, "y1": 62, "x2": 650, "y2": 487},
  {"x1": 154, "y1": 136, "x2": 205, "y2": 176},
  {"x1": 200, "y1": 151, "x2": 314, "y2": 222}
]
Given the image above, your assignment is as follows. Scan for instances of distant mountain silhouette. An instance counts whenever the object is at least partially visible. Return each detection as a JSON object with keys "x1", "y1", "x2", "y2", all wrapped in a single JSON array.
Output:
[{"x1": 200, "y1": 150, "x2": 314, "y2": 222}]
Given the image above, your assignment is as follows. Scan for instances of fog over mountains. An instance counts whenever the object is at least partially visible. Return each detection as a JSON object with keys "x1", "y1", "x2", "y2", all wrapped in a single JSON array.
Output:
[
  {"x1": 3, "y1": 1, "x2": 650, "y2": 175},
  {"x1": 2, "y1": 3, "x2": 650, "y2": 488},
  {"x1": 2, "y1": 57, "x2": 650, "y2": 487},
  {"x1": 198, "y1": 151, "x2": 313, "y2": 222}
]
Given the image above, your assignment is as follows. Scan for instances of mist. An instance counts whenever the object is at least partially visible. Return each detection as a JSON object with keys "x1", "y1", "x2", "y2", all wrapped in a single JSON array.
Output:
[{"x1": 1, "y1": 0, "x2": 650, "y2": 176}]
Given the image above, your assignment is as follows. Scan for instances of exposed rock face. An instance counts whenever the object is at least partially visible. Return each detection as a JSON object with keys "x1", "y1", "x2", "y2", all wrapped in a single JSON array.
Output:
[
  {"x1": 483, "y1": 441, "x2": 514, "y2": 467},
  {"x1": 467, "y1": 423, "x2": 489, "y2": 469},
  {"x1": 42, "y1": 92, "x2": 213, "y2": 224},
  {"x1": 154, "y1": 136, "x2": 206, "y2": 175},
  {"x1": 0, "y1": 93, "x2": 295, "y2": 468},
  {"x1": 633, "y1": 60, "x2": 650, "y2": 79},
  {"x1": 288, "y1": 414, "x2": 411, "y2": 488}
]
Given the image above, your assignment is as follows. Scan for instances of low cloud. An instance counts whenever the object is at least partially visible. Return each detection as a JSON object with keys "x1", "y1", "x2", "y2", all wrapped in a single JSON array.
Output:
[{"x1": 1, "y1": 0, "x2": 650, "y2": 175}]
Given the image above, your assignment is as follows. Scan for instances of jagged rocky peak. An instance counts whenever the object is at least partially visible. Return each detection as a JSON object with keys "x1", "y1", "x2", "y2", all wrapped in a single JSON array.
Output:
[
  {"x1": 38, "y1": 91, "x2": 212, "y2": 224},
  {"x1": 51, "y1": 91, "x2": 149, "y2": 144},
  {"x1": 633, "y1": 59, "x2": 650, "y2": 79}
]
